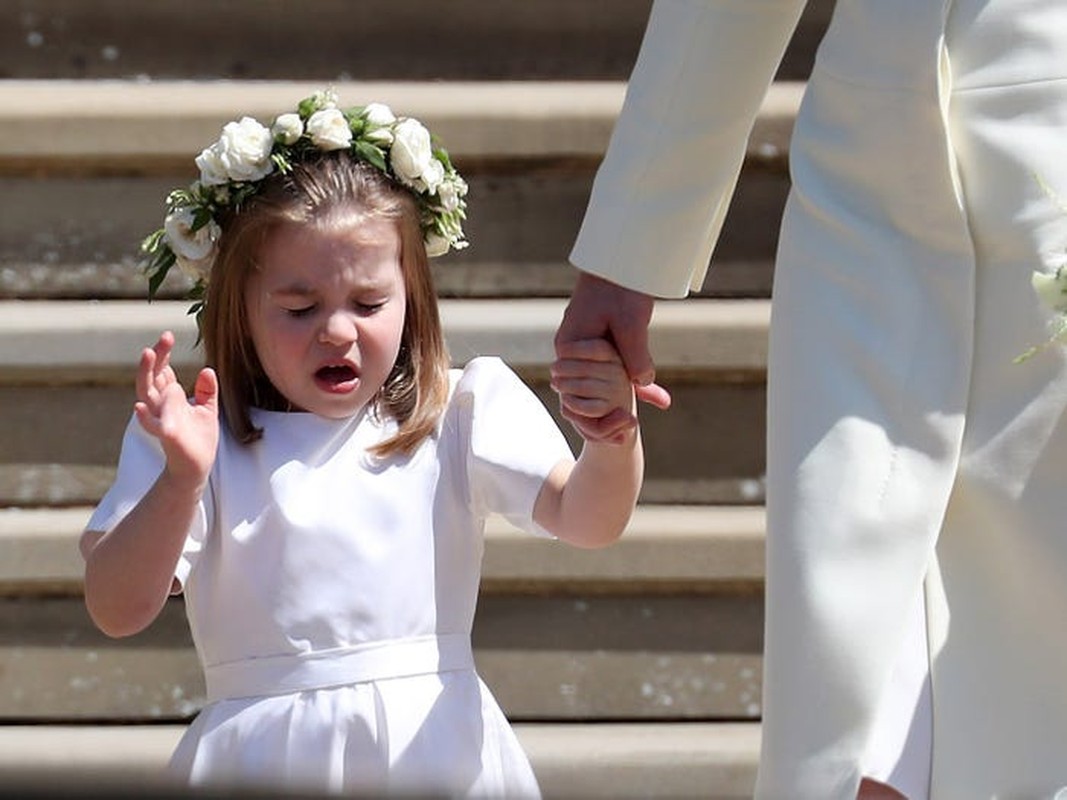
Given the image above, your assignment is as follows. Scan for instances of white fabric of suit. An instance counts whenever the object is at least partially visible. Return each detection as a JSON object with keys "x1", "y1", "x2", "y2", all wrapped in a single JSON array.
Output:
[{"x1": 570, "y1": 1, "x2": 1067, "y2": 798}]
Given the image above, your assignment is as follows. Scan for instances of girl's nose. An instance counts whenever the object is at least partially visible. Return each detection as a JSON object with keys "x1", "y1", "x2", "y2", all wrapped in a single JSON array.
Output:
[{"x1": 319, "y1": 310, "x2": 358, "y2": 345}]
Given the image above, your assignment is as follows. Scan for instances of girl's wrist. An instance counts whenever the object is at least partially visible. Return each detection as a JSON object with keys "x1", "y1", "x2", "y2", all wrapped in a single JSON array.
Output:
[
  {"x1": 583, "y1": 424, "x2": 639, "y2": 450},
  {"x1": 159, "y1": 467, "x2": 209, "y2": 500}
]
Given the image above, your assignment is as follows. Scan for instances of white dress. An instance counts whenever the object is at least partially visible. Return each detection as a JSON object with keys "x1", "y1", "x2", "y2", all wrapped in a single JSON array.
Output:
[{"x1": 85, "y1": 356, "x2": 573, "y2": 798}]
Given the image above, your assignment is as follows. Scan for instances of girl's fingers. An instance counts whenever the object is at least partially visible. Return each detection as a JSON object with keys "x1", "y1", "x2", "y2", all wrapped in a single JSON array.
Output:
[
  {"x1": 137, "y1": 332, "x2": 180, "y2": 405},
  {"x1": 151, "y1": 332, "x2": 177, "y2": 393},
  {"x1": 136, "y1": 346, "x2": 159, "y2": 404},
  {"x1": 554, "y1": 356, "x2": 671, "y2": 411},
  {"x1": 551, "y1": 374, "x2": 613, "y2": 400},
  {"x1": 551, "y1": 357, "x2": 620, "y2": 381},
  {"x1": 552, "y1": 358, "x2": 630, "y2": 403},
  {"x1": 558, "y1": 393, "x2": 616, "y2": 418},
  {"x1": 153, "y1": 331, "x2": 174, "y2": 375},
  {"x1": 552, "y1": 342, "x2": 643, "y2": 442}
]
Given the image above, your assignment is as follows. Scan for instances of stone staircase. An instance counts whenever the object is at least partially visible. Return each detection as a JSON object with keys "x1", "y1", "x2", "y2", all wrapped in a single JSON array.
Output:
[{"x1": 0, "y1": 1, "x2": 833, "y2": 797}]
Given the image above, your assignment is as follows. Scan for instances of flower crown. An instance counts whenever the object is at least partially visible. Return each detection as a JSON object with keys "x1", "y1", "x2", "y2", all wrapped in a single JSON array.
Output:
[{"x1": 140, "y1": 89, "x2": 469, "y2": 309}]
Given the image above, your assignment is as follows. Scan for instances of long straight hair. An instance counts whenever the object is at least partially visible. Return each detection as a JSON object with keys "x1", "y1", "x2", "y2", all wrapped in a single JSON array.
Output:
[{"x1": 199, "y1": 153, "x2": 451, "y2": 457}]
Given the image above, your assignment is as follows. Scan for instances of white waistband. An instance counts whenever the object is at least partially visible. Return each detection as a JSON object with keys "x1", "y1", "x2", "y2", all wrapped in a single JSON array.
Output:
[{"x1": 204, "y1": 634, "x2": 474, "y2": 702}]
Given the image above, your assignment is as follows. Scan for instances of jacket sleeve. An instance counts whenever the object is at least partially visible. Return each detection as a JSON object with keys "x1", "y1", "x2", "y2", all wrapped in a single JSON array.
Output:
[{"x1": 569, "y1": 0, "x2": 809, "y2": 298}]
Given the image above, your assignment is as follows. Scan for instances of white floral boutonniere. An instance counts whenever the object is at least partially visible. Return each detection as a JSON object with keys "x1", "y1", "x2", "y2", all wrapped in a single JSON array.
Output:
[{"x1": 1016, "y1": 176, "x2": 1067, "y2": 363}]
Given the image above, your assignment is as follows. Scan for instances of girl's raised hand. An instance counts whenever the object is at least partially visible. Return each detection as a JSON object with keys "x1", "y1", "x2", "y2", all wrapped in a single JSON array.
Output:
[
  {"x1": 550, "y1": 338, "x2": 638, "y2": 445},
  {"x1": 133, "y1": 331, "x2": 219, "y2": 489}
]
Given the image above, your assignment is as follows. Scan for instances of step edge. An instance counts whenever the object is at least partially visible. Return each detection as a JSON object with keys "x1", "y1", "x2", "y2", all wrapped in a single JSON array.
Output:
[
  {"x1": 0, "y1": 79, "x2": 803, "y2": 162},
  {"x1": 0, "y1": 505, "x2": 767, "y2": 589},
  {"x1": 0, "y1": 298, "x2": 771, "y2": 375}
]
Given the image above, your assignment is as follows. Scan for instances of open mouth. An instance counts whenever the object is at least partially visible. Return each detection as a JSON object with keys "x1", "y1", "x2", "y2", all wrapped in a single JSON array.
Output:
[{"x1": 314, "y1": 364, "x2": 359, "y2": 393}]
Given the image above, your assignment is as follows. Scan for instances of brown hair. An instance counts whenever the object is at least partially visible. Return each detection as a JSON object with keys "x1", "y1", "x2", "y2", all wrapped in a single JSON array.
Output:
[{"x1": 199, "y1": 153, "x2": 451, "y2": 457}]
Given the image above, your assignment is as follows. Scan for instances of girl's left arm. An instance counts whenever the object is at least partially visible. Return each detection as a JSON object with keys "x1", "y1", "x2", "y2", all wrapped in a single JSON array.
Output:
[{"x1": 534, "y1": 338, "x2": 644, "y2": 548}]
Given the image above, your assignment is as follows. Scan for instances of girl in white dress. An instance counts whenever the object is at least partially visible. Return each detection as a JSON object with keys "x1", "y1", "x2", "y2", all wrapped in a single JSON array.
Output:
[{"x1": 79, "y1": 91, "x2": 643, "y2": 798}]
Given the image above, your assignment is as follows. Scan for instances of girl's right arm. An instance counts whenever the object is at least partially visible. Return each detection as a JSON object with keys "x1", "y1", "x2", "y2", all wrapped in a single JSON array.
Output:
[
  {"x1": 535, "y1": 338, "x2": 644, "y2": 548},
  {"x1": 81, "y1": 331, "x2": 219, "y2": 638}
]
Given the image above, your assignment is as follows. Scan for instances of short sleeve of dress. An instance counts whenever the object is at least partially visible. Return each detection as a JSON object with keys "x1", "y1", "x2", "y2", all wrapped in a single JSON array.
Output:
[
  {"x1": 457, "y1": 357, "x2": 574, "y2": 538},
  {"x1": 84, "y1": 413, "x2": 212, "y2": 588}
]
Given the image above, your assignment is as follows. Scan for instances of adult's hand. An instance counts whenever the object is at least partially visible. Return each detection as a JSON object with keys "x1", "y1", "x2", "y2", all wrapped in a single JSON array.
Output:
[{"x1": 554, "y1": 271, "x2": 671, "y2": 442}]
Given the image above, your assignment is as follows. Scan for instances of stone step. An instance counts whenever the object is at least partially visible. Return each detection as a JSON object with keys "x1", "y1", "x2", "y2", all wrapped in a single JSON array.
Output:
[
  {"x1": 0, "y1": 79, "x2": 801, "y2": 300},
  {"x1": 0, "y1": 722, "x2": 760, "y2": 799},
  {"x1": 0, "y1": 170, "x2": 784, "y2": 301},
  {"x1": 1, "y1": 505, "x2": 765, "y2": 596},
  {"x1": 0, "y1": 299, "x2": 769, "y2": 506},
  {"x1": 0, "y1": 80, "x2": 667, "y2": 169},
  {"x1": 0, "y1": 505, "x2": 763, "y2": 722},
  {"x1": 2, "y1": 0, "x2": 832, "y2": 81},
  {"x1": 0, "y1": 592, "x2": 764, "y2": 723},
  {"x1": 1, "y1": 177, "x2": 783, "y2": 301},
  {"x1": 0, "y1": 298, "x2": 768, "y2": 379},
  {"x1": 1, "y1": 80, "x2": 801, "y2": 170}
]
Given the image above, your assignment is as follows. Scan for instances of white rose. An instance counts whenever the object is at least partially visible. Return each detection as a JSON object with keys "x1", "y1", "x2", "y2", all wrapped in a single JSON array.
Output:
[
  {"x1": 212, "y1": 117, "x2": 275, "y2": 183},
  {"x1": 363, "y1": 103, "x2": 396, "y2": 127},
  {"x1": 436, "y1": 175, "x2": 466, "y2": 213},
  {"x1": 365, "y1": 126, "x2": 394, "y2": 147},
  {"x1": 272, "y1": 113, "x2": 303, "y2": 145},
  {"x1": 194, "y1": 145, "x2": 229, "y2": 186},
  {"x1": 306, "y1": 108, "x2": 352, "y2": 151},
  {"x1": 164, "y1": 207, "x2": 220, "y2": 281},
  {"x1": 389, "y1": 119, "x2": 435, "y2": 187},
  {"x1": 419, "y1": 158, "x2": 445, "y2": 195},
  {"x1": 363, "y1": 103, "x2": 396, "y2": 147},
  {"x1": 1033, "y1": 268, "x2": 1067, "y2": 312}
]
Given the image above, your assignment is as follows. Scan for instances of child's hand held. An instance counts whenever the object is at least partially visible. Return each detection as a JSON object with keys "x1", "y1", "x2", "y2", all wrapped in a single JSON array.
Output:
[{"x1": 551, "y1": 338, "x2": 639, "y2": 445}]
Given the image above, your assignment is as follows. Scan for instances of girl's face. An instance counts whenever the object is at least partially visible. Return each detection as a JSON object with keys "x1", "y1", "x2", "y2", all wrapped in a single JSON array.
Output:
[{"x1": 246, "y1": 216, "x2": 406, "y2": 419}]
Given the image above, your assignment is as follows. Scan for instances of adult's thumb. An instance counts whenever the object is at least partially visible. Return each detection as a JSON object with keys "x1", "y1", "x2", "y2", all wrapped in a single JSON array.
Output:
[
  {"x1": 612, "y1": 324, "x2": 656, "y2": 387},
  {"x1": 635, "y1": 381, "x2": 672, "y2": 410}
]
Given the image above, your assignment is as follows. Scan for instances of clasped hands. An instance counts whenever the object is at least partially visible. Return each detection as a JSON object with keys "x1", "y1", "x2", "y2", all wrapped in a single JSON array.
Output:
[{"x1": 552, "y1": 272, "x2": 671, "y2": 443}]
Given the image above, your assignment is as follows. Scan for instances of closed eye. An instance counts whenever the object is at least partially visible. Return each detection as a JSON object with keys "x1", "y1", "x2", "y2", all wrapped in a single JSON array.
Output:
[
  {"x1": 284, "y1": 304, "x2": 316, "y2": 318},
  {"x1": 356, "y1": 301, "x2": 386, "y2": 314}
]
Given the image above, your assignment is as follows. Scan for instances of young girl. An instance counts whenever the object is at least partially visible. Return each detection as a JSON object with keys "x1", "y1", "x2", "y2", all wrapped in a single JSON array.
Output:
[{"x1": 80, "y1": 91, "x2": 642, "y2": 798}]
